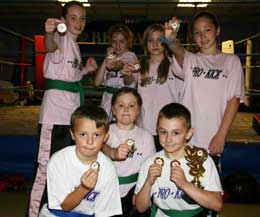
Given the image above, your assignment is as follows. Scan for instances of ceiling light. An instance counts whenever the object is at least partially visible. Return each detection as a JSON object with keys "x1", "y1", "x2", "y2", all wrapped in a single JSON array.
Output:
[
  {"x1": 177, "y1": 0, "x2": 211, "y2": 8},
  {"x1": 58, "y1": 0, "x2": 91, "y2": 7}
]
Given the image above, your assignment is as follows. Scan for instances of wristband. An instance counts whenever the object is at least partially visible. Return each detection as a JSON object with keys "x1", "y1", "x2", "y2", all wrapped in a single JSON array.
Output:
[{"x1": 160, "y1": 37, "x2": 176, "y2": 46}]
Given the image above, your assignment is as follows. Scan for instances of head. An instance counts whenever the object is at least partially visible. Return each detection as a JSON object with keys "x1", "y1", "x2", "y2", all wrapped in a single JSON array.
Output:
[
  {"x1": 188, "y1": 12, "x2": 220, "y2": 53},
  {"x1": 142, "y1": 24, "x2": 166, "y2": 57},
  {"x1": 111, "y1": 87, "x2": 142, "y2": 129},
  {"x1": 62, "y1": 1, "x2": 86, "y2": 36},
  {"x1": 108, "y1": 24, "x2": 134, "y2": 55},
  {"x1": 157, "y1": 103, "x2": 193, "y2": 157},
  {"x1": 70, "y1": 104, "x2": 109, "y2": 163}
]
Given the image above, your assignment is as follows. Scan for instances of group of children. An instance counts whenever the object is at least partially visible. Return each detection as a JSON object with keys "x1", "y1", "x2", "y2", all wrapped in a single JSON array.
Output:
[{"x1": 27, "y1": 1, "x2": 244, "y2": 216}]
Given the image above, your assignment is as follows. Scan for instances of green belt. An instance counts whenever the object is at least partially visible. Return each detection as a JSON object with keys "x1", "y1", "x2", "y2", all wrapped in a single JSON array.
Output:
[
  {"x1": 151, "y1": 203, "x2": 204, "y2": 217},
  {"x1": 104, "y1": 86, "x2": 120, "y2": 94},
  {"x1": 45, "y1": 79, "x2": 84, "y2": 105},
  {"x1": 118, "y1": 173, "x2": 139, "y2": 185}
]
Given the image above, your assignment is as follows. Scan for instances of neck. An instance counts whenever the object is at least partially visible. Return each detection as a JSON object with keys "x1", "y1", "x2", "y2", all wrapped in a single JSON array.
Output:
[
  {"x1": 116, "y1": 122, "x2": 135, "y2": 131},
  {"x1": 200, "y1": 45, "x2": 220, "y2": 55},
  {"x1": 164, "y1": 148, "x2": 186, "y2": 160},
  {"x1": 76, "y1": 149, "x2": 97, "y2": 164},
  {"x1": 67, "y1": 31, "x2": 78, "y2": 42},
  {"x1": 150, "y1": 53, "x2": 165, "y2": 63}
]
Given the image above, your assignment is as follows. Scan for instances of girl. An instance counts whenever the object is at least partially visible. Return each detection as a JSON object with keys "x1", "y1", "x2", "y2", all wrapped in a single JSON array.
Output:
[
  {"x1": 102, "y1": 87, "x2": 156, "y2": 217},
  {"x1": 125, "y1": 24, "x2": 183, "y2": 151},
  {"x1": 164, "y1": 12, "x2": 244, "y2": 167},
  {"x1": 94, "y1": 24, "x2": 139, "y2": 119},
  {"x1": 29, "y1": 1, "x2": 97, "y2": 216}
]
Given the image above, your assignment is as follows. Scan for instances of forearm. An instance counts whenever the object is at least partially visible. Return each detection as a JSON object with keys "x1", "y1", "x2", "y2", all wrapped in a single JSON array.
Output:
[
  {"x1": 123, "y1": 74, "x2": 135, "y2": 85},
  {"x1": 217, "y1": 97, "x2": 240, "y2": 139},
  {"x1": 102, "y1": 143, "x2": 116, "y2": 160},
  {"x1": 182, "y1": 182, "x2": 223, "y2": 211},
  {"x1": 61, "y1": 185, "x2": 90, "y2": 211},
  {"x1": 44, "y1": 33, "x2": 58, "y2": 52},
  {"x1": 135, "y1": 181, "x2": 152, "y2": 213},
  {"x1": 168, "y1": 39, "x2": 185, "y2": 65},
  {"x1": 94, "y1": 60, "x2": 106, "y2": 86}
]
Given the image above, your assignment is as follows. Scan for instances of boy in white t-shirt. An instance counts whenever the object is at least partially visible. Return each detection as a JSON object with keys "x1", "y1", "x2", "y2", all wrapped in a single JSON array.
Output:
[
  {"x1": 39, "y1": 104, "x2": 122, "y2": 217},
  {"x1": 135, "y1": 103, "x2": 223, "y2": 217}
]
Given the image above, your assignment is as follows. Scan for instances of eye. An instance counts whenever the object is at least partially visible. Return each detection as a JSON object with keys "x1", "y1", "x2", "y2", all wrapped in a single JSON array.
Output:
[
  {"x1": 158, "y1": 130, "x2": 167, "y2": 135},
  {"x1": 79, "y1": 132, "x2": 87, "y2": 138},
  {"x1": 93, "y1": 133, "x2": 101, "y2": 139},
  {"x1": 80, "y1": 16, "x2": 87, "y2": 22},
  {"x1": 193, "y1": 31, "x2": 199, "y2": 36}
]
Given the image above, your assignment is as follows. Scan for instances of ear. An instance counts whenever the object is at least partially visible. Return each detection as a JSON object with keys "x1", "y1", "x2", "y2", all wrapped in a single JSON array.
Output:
[
  {"x1": 104, "y1": 133, "x2": 109, "y2": 143},
  {"x1": 186, "y1": 128, "x2": 194, "y2": 141},
  {"x1": 70, "y1": 129, "x2": 75, "y2": 140}
]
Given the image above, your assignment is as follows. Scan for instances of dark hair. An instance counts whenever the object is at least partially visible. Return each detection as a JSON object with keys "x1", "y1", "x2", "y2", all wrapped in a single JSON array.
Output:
[
  {"x1": 62, "y1": 1, "x2": 85, "y2": 18},
  {"x1": 108, "y1": 24, "x2": 134, "y2": 50},
  {"x1": 188, "y1": 11, "x2": 219, "y2": 52},
  {"x1": 158, "y1": 103, "x2": 191, "y2": 129},
  {"x1": 140, "y1": 24, "x2": 171, "y2": 86},
  {"x1": 111, "y1": 87, "x2": 142, "y2": 109},
  {"x1": 70, "y1": 104, "x2": 109, "y2": 132}
]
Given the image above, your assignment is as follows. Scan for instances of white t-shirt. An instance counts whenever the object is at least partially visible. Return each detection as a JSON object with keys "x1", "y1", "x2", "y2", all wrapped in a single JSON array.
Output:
[
  {"x1": 101, "y1": 51, "x2": 138, "y2": 117},
  {"x1": 39, "y1": 32, "x2": 85, "y2": 125},
  {"x1": 42, "y1": 146, "x2": 122, "y2": 217},
  {"x1": 138, "y1": 61, "x2": 183, "y2": 135},
  {"x1": 172, "y1": 51, "x2": 244, "y2": 150},
  {"x1": 107, "y1": 123, "x2": 156, "y2": 197},
  {"x1": 135, "y1": 148, "x2": 223, "y2": 217}
]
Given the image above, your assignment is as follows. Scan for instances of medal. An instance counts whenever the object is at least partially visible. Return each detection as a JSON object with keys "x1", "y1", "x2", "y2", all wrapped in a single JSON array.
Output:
[
  {"x1": 90, "y1": 161, "x2": 100, "y2": 171},
  {"x1": 154, "y1": 157, "x2": 164, "y2": 166},
  {"x1": 170, "y1": 159, "x2": 181, "y2": 167},
  {"x1": 126, "y1": 139, "x2": 136, "y2": 158},
  {"x1": 57, "y1": 23, "x2": 67, "y2": 33},
  {"x1": 171, "y1": 21, "x2": 180, "y2": 30}
]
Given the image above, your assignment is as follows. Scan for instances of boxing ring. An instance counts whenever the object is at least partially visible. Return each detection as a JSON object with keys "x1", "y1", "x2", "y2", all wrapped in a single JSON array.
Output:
[{"x1": 0, "y1": 24, "x2": 260, "y2": 200}]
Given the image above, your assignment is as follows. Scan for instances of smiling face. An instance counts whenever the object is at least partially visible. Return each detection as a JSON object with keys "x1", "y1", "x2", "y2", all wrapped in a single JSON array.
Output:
[
  {"x1": 158, "y1": 116, "x2": 193, "y2": 159},
  {"x1": 192, "y1": 17, "x2": 220, "y2": 54},
  {"x1": 65, "y1": 5, "x2": 86, "y2": 36},
  {"x1": 112, "y1": 92, "x2": 140, "y2": 130},
  {"x1": 111, "y1": 32, "x2": 129, "y2": 56},
  {"x1": 71, "y1": 118, "x2": 108, "y2": 164}
]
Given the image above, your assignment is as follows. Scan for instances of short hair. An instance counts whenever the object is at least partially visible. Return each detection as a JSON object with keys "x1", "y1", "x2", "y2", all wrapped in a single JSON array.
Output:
[
  {"x1": 158, "y1": 103, "x2": 191, "y2": 129},
  {"x1": 108, "y1": 24, "x2": 134, "y2": 50},
  {"x1": 62, "y1": 1, "x2": 85, "y2": 18},
  {"x1": 70, "y1": 104, "x2": 109, "y2": 132},
  {"x1": 111, "y1": 87, "x2": 142, "y2": 109}
]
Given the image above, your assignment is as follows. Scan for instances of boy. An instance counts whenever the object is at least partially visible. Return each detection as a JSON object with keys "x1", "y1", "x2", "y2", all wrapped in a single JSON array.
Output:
[
  {"x1": 135, "y1": 103, "x2": 223, "y2": 216},
  {"x1": 39, "y1": 104, "x2": 122, "y2": 217}
]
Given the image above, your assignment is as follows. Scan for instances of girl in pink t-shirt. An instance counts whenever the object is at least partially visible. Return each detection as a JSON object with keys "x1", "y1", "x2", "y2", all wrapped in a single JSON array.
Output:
[
  {"x1": 125, "y1": 24, "x2": 183, "y2": 151},
  {"x1": 164, "y1": 12, "x2": 244, "y2": 169},
  {"x1": 102, "y1": 87, "x2": 156, "y2": 217},
  {"x1": 29, "y1": 2, "x2": 97, "y2": 217},
  {"x1": 94, "y1": 24, "x2": 139, "y2": 119}
]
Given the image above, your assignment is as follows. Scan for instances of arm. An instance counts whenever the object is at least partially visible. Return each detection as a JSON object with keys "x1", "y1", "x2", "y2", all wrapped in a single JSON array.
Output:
[
  {"x1": 61, "y1": 169, "x2": 98, "y2": 211},
  {"x1": 164, "y1": 18, "x2": 185, "y2": 65},
  {"x1": 102, "y1": 143, "x2": 131, "y2": 161},
  {"x1": 135, "y1": 163, "x2": 162, "y2": 213},
  {"x1": 208, "y1": 96, "x2": 240, "y2": 155},
  {"x1": 82, "y1": 57, "x2": 98, "y2": 75},
  {"x1": 170, "y1": 166, "x2": 223, "y2": 212},
  {"x1": 94, "y1": 59, "x2": 106, "y2": 86},
  {"x1": 44, "y1": 18, "x2": 61, "y2": 52}
]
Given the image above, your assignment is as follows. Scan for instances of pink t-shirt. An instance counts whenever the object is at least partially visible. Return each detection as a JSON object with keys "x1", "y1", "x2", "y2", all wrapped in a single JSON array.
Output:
[
  {"x1": 172, "y1": 50, "x2": 245, "y2": 150},
  {"x1": 138, "y1": 61, "x2": 183, "y2": 135},
  {"x1": 39, "y1": 32, "x2": 86, "y2": 125},
  {"x1": 101, "y1": 51, "x2": 138, "y2": 117},
  {"x1": 107, "y1": 123, "x2": 156, "y2": 197}
]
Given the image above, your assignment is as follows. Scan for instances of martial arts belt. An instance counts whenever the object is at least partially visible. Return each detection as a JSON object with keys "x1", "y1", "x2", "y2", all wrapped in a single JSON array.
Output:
[
  {"x1": 104, "y1": 86, "x2": 120, "y2": 94},
  {"x1": 45, "y1": 79, "x2": 84, "y2": 105},
  {"x1": 49, "y1": 208, "x2": 94, "y2": 217},
  {"x1": 150, "y1": 204, "x2": 204, "y2": 217},
  {"x1": 118, "y1": 173, "x2": 139, "y2": 185}
]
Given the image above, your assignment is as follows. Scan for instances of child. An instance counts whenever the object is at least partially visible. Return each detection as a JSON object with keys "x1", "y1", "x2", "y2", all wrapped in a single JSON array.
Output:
[
  {"x1": 102, "y1": 87, "x2": 156, "y2": 216},
  {"x1": 125, "y1": 24, "x2": 183, "y2": 151},
  {"x1": 164, "y1": 12, "x2": 244, "y2": 167},
  {"x1": 135, "y1": 103, "x2": 223, "y2": 216},
  {"x1": 29, "y1": 1, "x2": 98, "y2": 216},
  {"x1": 39, "y1": 104, "x2": 122, "y2": 217},
  {"x1": 94, "y1": 24, "x2": 139, "y2": 119}
]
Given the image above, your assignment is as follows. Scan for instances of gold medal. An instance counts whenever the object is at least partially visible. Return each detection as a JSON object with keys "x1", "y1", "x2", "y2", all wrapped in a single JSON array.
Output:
[
  {"x1": 170, "y1": 159, "x2": 181, "y2": 167},
  {"x1": 154, "y1": 157, "x2": 164, "y2": 166},
  {"x1": 90, "y1": 161, "x2": 100, "y2": 171}
]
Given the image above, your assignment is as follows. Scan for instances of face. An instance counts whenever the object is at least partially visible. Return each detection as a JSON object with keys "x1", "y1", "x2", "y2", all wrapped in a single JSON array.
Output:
[
  {"x1": 192, "y1": 17, "x2": 220, "y2": 53},
  {"x1": 71, "y1": 118, "x2": 108, "y2": 163},
  {"x1": 65, "y1": 5, "x2": 86, "y2": 36},
  {"x1": 147, "y1": 30, "x2": 164, "y2": 56},
  {"x1": 111, "y1": 32, "x2": 129, "y2": 56},
  {"x1": 158, "y1": 117, "x2": 193, "y2": 159},
  {"x1": 112, "y1": 93, "x2": 140, "y2": 129}
]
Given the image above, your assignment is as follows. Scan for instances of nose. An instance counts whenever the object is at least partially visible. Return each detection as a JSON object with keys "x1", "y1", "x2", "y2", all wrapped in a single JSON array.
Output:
[
  {"x1": 166, "y1": 134, "x2": 172, "y2": 143},
  {"x1": 87, "y1": 136, "x2": 93, "y2": 145},
  {"x1": 124, "y1": 106, "x2": 129, "y2": 112}
]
